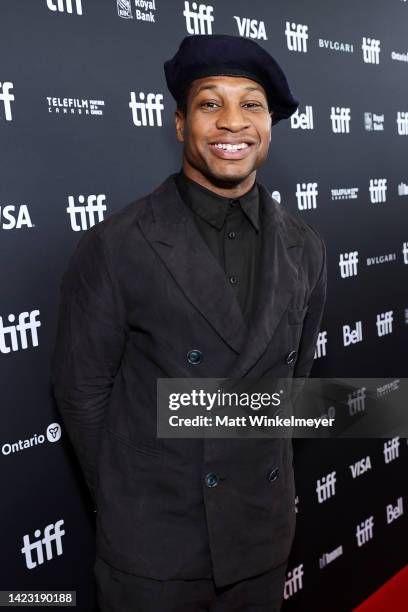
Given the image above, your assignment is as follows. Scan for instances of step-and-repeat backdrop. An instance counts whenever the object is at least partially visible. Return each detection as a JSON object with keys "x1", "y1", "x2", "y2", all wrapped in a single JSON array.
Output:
[{"x1": 1, "y1": 1, "x2": 407, "y2": 610}]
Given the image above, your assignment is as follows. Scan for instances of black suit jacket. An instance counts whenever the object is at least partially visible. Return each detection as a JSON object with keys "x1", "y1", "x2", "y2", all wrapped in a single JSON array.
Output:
[{"x1": 51, "y1": 173, "x2": 327, "y2": 587}]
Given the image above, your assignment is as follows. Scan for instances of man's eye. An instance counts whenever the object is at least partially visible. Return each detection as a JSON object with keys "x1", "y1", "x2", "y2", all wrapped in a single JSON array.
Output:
[
  {"x1": 243, "y1": 102, "x2": 262, "y2": 108},
  {"x1": 200, "y1": 101, "x2": 220, "y2": 109}
]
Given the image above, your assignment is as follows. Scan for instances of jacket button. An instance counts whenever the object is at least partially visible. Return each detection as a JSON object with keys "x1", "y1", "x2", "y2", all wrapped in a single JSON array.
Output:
[
  {"x1": 187, "y1": 349, "x2": 203, "y2": 365},
  {"x1": 286, "y1": 350, "x2": 297, "y2": 365},
  {"x1": 205, "y1": 472, "x2": 219, "y2": 488},
  {"x1": 267, "y1": 468, "x2": 279, "y2": 482}
]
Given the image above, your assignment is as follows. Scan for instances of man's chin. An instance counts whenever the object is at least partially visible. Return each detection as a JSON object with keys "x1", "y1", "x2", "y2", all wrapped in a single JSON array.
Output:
[{"x1": 202, "y1": 165, "x2": 254, "y2": 188}]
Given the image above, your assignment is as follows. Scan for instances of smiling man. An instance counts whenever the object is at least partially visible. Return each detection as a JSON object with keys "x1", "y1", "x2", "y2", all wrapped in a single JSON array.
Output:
[{"x1": 51, "y1": 34, "x2": 327, "y2": 612}]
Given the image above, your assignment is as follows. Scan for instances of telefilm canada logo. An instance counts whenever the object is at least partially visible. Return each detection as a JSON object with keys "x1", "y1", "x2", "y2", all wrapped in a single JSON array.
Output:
[
  {"x1": 331, "y1": 187, "x2": 359, "y2": 201},
  {"x1": 116, "y1": 0, "x2": 158, "y2": 23},
  {"x1": 2, "y1": 423, "x2": 62, "y2": 457},
  {"x1": 46, "y1": 95, "x2": 105, "y2": 117}
]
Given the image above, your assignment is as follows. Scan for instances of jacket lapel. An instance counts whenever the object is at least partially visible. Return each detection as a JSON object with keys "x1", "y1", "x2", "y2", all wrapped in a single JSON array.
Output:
[{"x1": 137, "y1": 174, "x2": 305, "y2": 371}]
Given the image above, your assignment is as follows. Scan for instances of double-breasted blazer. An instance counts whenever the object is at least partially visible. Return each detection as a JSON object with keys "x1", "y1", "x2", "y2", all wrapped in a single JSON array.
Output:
[{"x1": 51, "y1": 173, "x2": 327, "y2": 587}]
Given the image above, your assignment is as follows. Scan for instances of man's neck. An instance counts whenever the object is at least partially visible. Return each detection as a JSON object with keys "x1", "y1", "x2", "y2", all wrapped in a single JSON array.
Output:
[{"x1": 181, "y1": 164, "x2": 256, "y2": 199}]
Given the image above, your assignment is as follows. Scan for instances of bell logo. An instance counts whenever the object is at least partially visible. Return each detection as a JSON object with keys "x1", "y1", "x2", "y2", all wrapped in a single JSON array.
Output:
[
  {"x1": 233, "y1": 16, "x2": 267, "y2": 40},
  {"x1": 291, "y1": 106, "x2": 314, "y2": 130},
  {"x1": 183, "y1": 1, "x2": 214, "y2": 35},
  {"x1": 21, "y1": 520, "x2": 65, "y2": 569},
  {"x1": 0, "y1": 310, "x2": 41, "y2": 354},
  {"x1": 129, "y1": 92, "x2": 164, "y2": 127},
  {"x1": 0, "y1": 81, "x2": 14, "y2": 121},
  {"x1": 66, "y1": 194, "x2": 107, "y2": 231},
  {"x1": 46, "y1": 0, "x2": 83, "y2": 15}
]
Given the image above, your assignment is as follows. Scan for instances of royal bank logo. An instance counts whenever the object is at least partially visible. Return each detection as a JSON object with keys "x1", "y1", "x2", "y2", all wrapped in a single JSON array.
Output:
[
  {"x1": 402, "y1": 242, "x2": 408, "y2": 264},
  {"x1": 233, "y1": 15, "x2": 267, "y2": 40},
  {"x1": 350, "y1": 456, "x2": 372, "y2": 479},
  {"x1": 314, "y1": 331, "x2": 327, "y2": 358},
  {"x1": 364, "y1": 112, "x2": 384, "y2": 131},
  {"x1": 391, "y1": 50, "x2": 408, "y2": 63},
  {"x1": 318, "y1": 38, "x2": 353, "y2": 53},
  {"x1": 46, "y1": 96, "x2": 105, "y2": 117},
  {"x1": 343, "y1": 320, "x2": 363, "y2": 347},
  {"x1": 0, "y1": 310, "x2": 41, "y2": 354},
  {"x1": 129, "y1": 91, "x2": 164, "y2": 127},
  {"x1": 367, "y1": 252, "x2": 396, "y2": 266},
  {"x1": 296, "y1": 182, "x2": 318, "y2": 210},
  {"x1": 362, "y1": 37, "x2": 381, "y2": 64},
  {"x1": 398, "y1": 182, "x2": 408, "y2": 196},
  {"x1": 66, "y1": 194, "x2": 107, "y2": 231},
  {"x1": 356, "y1": 516, "x2": 374, "y2": 546},
  {"x1": 330, "y1": 107, "x2": 351, "y2": 133},
  {"x1": 396, "y1": 111, "x2": 408, "y2": 135},
  {"x1": 383, "y1": 437, "x2": 400, "y2": 463},
  {"x1": 386, "y1": 497, "x2": 404, "y2": 524},
  {"x1": 369, "y1": 178, "x2": 387, "y2": 203},
  {"x1": 339, "y1": 251, "x2": 358, "y2": 278},
  {"x1": 21, "y1": 520, "x2": 65, "y2": 569},
  {"x1": 331, "y1": 187, "x2": 358, "y2": 200},
  {"x1": 316, "y1": 471, "x2": 336, "y2": 503},
  {"x1": 290, "y1": 106, "x2": 314, "y2": 130},
  {"x1": 183, "y1": 1, "x2": 214, "y2": 35},
  {"x1": 46, "y1": 0, "x2": 82, "y2": 15},
  {"x1": 284, "y1": 564, "x2": 304, "y2": 599},
  {"x1": 376, "y1": 310, "x2": 393, "y2": 337},
  {"x1": 0, "y1": 81, "x2": 14, "y2": 121},
  {"x1": 348, "y1": 387, "x2": 366, "y2": 416},
  {"x1": 285, "y1": 22, "x2": 308, "y2": 53},
  {"x1": 319, "y1": 545, "x2": 343, "y2": 569},
  {"x1": 0, "y1": 205, "x2": 33, "y2": 230},
  {"x1": 2, "y1": 423, "x2": 62, "y2": 456},
  {"x1": 116, "y1": 0, "x2": 157, "y2": 23}
]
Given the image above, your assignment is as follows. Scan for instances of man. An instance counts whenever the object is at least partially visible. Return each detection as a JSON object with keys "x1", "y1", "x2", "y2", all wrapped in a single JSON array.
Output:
[{"x1": 51, "y1": 34, "x2": 327, "y2": 611}]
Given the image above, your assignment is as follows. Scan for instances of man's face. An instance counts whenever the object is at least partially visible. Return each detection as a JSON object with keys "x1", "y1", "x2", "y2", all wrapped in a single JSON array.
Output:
[{"x1": 175, "y1": 75, "x2": 272, "y2": 186}]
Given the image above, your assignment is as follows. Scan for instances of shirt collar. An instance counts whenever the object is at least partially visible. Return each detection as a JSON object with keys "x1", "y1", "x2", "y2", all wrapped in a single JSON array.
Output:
[{"x1": 175, "y1": 170, "x2": 260, "y2": 232}]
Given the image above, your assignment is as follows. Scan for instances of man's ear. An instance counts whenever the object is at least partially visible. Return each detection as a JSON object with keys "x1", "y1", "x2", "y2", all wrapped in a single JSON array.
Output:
[{"x1": 175, "y1": 109, "x2": 185, "y2": 143}]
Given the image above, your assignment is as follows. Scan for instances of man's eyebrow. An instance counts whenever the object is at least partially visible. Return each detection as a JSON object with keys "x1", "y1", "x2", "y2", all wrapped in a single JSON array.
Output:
[{"x1": 194, "y1": 83, "x2": 265, "y2": 95}]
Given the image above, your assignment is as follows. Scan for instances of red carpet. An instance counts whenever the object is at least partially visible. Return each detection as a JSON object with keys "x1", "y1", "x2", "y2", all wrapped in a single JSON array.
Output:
[{"x1": 353, "y1": 565, "x2": 408, "y2": 611}]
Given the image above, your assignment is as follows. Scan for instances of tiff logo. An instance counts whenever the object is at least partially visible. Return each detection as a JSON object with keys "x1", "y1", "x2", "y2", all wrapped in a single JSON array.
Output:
[
  {"x1": 46, "y1": 0, "x2": 83, "y2": 14},
  {"x1": 284, "y1": 564, "x2": 304, "y2": 599},
  {"x1": 343, "y1": 320, "x2": 363, "y2": 346},
  {"x1": 348, "y1": 387, "x2": 366, "y2": 416},
  {"x1": 129, "y1": 92, "x2": 164, "y2": 127},
  {"x1": 0, "y1": 310, "x2": 41, "y2": 354},
  {"x1": 285, "y1": 22, "x2": 308, "y2": 52},
  {"x1": 369, "y1": 178, "x2": 387, "y2": 203},
  {"x1": 296, "y1": 182, "x2": 318, "y2": 210},
  {"x1": 396, "y1": 111, "x2": 408, "y2": 135},
  {"x1": 356, "y1": 516, "x2": 374, "y2": 546},
  {"x1": 383, "y1": 437, "x2": 400, "y2": 463},
  {"x1": 402, "y1": 242, "x2": 408, "y2": 264},
  {"x1": 21, "y1": 520, "x2": 65, "y2": 569},
  {"x1": 314, "y1": 331, "x2": 327, "y2": 358},
  {"x1": 330, "y1": 107, "x2": 351, "y2": 133},
  {"x1": 233, "y1": 16, "x2": 267, "y2": 40},
  {"x1": 291, "y1": 106, "x2": 314, "y2": 130},
  {"x1": 183, "y1": 1, "x2": 214, "y2": 35},
  {"x1": 0, "y1": 81, "x2": 14, "y2": 121},
  {"x1": 339, "y1": 251, "x2": 358, "y2": 278},
  {"x1": 376, "y1": 310, "x2": 393, "y2": 337},
  {"x1": 316, "y1": 470, "x2": 336, "y2": 503},
  {"x1": 362, "y1": 37, "x2": 381, "y2": 64},
  {"x1": 66, "y1": 194, "x2": 106, "y2": 231}
]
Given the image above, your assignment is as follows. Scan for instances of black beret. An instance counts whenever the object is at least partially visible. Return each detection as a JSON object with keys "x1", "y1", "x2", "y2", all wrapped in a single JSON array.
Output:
[{"x1": 164, "y1": 34, "x2": 299, "y2": 126}]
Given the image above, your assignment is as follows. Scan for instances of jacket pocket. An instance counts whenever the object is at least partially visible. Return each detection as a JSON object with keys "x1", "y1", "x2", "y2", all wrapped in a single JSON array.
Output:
[{"x1": 106, "y1": 428, "x2": 162, "y2": 458}]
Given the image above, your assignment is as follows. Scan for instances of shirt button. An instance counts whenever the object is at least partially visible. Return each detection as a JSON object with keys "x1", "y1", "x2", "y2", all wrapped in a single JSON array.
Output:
[
  {"x1": 285, "y1": 350, "x2": 297, "y2": 365},
  {"x1": 227, "y1": 231, "x2": 236, "y2": 239},
  {"x1": 267, "y1": 468, "x2": 279, "y2": 482},
  {"x1": 229, "y1": 275, "x2": 239, "y2": 285},
  {"x1": 187, "y1": 349, "x2": 203, "y2": 365},
  {"x1": 205, "y1": 473, "x2": 219, "y2": 488},
  {"x1": 230, "y1": 199, "x2": 238, "y2": 207}
]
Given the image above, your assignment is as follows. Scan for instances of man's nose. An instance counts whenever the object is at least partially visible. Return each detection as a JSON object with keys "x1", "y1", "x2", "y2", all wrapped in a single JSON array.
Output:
[{"x1": 215, "y1": 104, "x2": 251, "y2": 132}]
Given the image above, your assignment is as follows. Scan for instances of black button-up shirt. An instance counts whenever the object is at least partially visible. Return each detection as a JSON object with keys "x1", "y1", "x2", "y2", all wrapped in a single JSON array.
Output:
[{"x1": 174, "y1": 170, "x2": 261, "y2": 324}]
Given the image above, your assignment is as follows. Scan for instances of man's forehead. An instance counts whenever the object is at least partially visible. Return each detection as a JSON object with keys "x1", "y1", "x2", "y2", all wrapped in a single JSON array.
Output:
[{"x1": 189, "y1": 76, "x2": 268, "y2": 97}]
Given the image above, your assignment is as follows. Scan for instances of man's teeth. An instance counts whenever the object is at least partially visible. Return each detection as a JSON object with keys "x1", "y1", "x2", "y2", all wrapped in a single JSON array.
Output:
[{"x1": 213, "y1": 143, "x2": 249, "y2": 151}]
